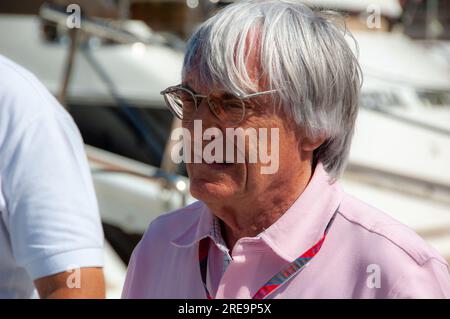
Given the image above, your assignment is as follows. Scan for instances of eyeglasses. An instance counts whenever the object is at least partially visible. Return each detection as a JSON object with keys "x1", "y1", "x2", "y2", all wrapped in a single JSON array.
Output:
[{"x1": 160, "y1": 84, "x2": 280, "y2": 125}]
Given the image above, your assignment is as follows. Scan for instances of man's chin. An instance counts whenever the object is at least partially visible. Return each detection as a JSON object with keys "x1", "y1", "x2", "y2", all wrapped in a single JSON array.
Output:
[{"x1": 189, "y1": 179, "x2": 237, "y2": 203}]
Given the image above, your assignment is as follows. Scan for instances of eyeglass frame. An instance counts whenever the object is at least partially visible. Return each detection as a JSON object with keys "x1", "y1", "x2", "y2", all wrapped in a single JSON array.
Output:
[{"x1": 160, "y1": 84, "x2": 281, "y2": 125}]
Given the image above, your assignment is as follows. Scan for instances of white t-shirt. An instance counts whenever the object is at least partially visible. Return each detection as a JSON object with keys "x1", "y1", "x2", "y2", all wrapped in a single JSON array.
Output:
[{"x1": 0, "y1": 55, "x2": 104, "y2": 298}]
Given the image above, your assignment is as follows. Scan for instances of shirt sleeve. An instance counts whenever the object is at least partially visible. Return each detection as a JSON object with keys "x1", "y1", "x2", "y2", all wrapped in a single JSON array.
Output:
[
  {"x1": 388, "y1": 258, "x2": 450, "y2": 299},
  {"x1": 2, "y1": 103, "x2": 104, "y2": 280}
]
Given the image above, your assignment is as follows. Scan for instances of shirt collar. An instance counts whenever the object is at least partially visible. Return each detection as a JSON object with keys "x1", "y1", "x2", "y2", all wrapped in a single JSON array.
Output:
[
  {"x1": 170, "y1": 202, "x2": 212, "y2": 248},
  {"x1": 209, "y1": 215, "x2": 230, "y2": 253},
  {"x1": 170, "y1": 162, "x2": 343, "y2": 262}
]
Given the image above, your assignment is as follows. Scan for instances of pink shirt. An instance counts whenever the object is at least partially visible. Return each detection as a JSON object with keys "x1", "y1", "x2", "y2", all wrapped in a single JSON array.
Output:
[{"x1": 122, "y1": 163, "x2": 450, "y2": 298}]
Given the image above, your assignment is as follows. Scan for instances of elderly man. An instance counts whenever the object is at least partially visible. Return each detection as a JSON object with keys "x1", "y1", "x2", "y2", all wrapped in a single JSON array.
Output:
[{"x1": 122, "y1": 0, "x2": 450, "y2": 298}]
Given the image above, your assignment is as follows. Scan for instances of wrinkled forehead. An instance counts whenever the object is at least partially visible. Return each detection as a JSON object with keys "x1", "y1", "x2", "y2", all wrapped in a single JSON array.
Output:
[{"x1": 182, "y1": 67, "x2": 221, "y2": 95}]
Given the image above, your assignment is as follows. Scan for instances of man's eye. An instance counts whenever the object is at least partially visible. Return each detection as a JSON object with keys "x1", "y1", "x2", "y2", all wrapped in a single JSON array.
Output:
[
  {"x1": 182, "y1": 101, "x2": 195, "y2": 109},
  {"x1": 224, "y1": 100, "x2": 243, "y2": 109}
]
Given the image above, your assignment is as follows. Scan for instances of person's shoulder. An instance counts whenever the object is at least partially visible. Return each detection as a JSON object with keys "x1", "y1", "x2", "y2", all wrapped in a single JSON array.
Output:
[
  {"x1": 0, "y1": 55, "x2": 65, "y2": 121},
  {"x1": 0, "y1": 55, "x2": 45, "y2": 100},
  {"x1": 336, "y1": 192, "x2": 448, "y2": 268},
  {"x1": 123, "y1": 201, "x2": 205, "y2": 297},
  {"x1": 0, "y1": 55, "x2": 77, "y2": 150}
]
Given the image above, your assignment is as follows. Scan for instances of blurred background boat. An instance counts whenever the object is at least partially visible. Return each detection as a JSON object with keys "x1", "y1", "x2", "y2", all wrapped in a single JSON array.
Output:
[{"x1": 0, "y1": 0, "x2": 449, "y2": 297}]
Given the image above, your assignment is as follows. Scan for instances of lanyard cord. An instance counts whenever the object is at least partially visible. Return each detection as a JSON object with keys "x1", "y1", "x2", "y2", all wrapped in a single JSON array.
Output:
[{"x1": 198, "y1": 210, "x2": 338, "y2": 299}]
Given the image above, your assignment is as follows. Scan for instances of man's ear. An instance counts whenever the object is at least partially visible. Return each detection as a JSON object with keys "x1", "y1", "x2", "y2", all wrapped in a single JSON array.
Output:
[{"x1": 300, "y1": 135, "x2": 326, "y2": 152}]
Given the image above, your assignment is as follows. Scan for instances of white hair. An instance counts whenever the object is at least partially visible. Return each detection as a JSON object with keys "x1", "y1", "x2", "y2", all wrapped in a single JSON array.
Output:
[{"x1": 182, "y1": 0, "x2": 362, "y2": 179}]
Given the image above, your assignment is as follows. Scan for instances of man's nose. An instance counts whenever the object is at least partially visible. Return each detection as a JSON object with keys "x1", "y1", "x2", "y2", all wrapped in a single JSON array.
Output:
[{"x1": 195, "y1": 100, "x2": 228, "y2": 156}]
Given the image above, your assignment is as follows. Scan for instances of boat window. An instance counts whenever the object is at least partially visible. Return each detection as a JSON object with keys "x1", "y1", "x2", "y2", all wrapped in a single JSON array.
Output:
[
  {"x1": 417, "y1": 90, "x2": 450, "y2": 108},
  {"x1": 360, "y1": 91, "x2": 404, "y2": 110}
]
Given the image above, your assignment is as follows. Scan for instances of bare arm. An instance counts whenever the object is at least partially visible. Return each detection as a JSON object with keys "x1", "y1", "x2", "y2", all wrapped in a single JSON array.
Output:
[{"x1": 34, "y1": 267, "x2": 105, "y2": 299}]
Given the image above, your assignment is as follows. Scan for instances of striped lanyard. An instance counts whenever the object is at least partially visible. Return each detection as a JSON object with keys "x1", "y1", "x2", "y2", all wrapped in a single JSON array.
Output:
[{"x1": 198, "y1": 211, "x2": 337, "y2": 299}]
